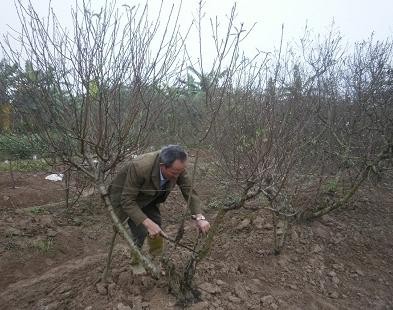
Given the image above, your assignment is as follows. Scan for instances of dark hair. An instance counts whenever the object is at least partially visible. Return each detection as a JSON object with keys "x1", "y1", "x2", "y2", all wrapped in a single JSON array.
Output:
[{"x1": 160, "y1": 144, "x2": 187, "y2": 167}]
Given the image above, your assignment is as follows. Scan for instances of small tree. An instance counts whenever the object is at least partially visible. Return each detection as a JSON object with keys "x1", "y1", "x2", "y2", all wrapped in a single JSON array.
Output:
[{"x1": 2, "y1": 0, "x2": 188, "y2": 277}]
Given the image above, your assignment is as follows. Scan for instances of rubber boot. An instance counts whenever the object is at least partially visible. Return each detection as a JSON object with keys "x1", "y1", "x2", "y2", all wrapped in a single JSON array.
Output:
[
  {"x1": 130, "y1": 251, "x2": 141, "y2": 265},
  {"x1": 148, "y1": 236, "x2": 165, "y2": 275},
  {"x1": 130, "y1": 251, "x2": 147, "y2": 275},
  {"x1": 148, "y1": 235, "x2": 164, "y2": 258}
]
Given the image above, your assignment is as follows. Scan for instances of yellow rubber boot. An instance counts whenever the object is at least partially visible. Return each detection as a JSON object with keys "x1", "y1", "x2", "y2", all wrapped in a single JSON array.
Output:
[
  {"x1": 148, "y1": 236, "x2": 164, "y2": 258},
  {"x1": 130, "y1": 248, "x2": 147, "y2": 275},
  {"x1": 130, "y1": 251, "x2": 141, "y2": 266}
]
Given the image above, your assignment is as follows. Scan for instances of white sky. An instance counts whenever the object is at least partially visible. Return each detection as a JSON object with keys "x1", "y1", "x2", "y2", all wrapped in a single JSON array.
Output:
[{"x1": 1, "y1": 0, "x2": 392, "y2": 60}]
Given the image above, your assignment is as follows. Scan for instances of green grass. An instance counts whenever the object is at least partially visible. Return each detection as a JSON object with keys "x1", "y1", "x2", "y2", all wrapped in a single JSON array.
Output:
[
  {"x1": 324, "y1": 178, "x2": 338, "y2": 193},
  {"x1": 0, "y1": 159, "x2": 50, "y2": 172},
  {"x1": 33, "y1": 238, "x2": 54, "y2": 253},
  {"x1": 29, "y1": 207, "x2": 46, "y2": 215}
]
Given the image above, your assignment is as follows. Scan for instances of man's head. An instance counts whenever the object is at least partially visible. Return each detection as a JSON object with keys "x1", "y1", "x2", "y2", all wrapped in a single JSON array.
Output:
[{"x1": 159, "y1": 145, "x2": 187, "y2": 181}]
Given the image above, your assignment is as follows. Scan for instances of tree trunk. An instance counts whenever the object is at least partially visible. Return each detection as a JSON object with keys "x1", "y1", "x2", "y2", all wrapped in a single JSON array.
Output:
[
  {"x1": 97, "y1": 183, "x2": 159, "y2": 279},
  {"x1": 101, "y1": 227, "x2": 117, "y2": 283},
  {"x1": 9, "y1": 160, "x2": 16, "y2": 189}
]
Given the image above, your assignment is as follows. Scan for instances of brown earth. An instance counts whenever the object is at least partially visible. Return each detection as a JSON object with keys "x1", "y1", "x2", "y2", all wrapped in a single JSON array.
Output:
[
  {"x1": 0, "y1": 170, "x2": 392, "y2": 310},
  {"x1": 0, "y1": 171, "x2": 65, "y2": 209}
]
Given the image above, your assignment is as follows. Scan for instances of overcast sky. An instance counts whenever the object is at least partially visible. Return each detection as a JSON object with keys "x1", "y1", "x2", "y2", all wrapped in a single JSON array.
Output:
[{"x1": 1, "y1": 0, "x2": 392, "y2": 59}]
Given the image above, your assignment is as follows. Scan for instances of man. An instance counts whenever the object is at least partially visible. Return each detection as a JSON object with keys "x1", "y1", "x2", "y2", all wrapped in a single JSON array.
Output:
[{"x1": 109, "y1": 145, "x2": 210, "y2": 261}]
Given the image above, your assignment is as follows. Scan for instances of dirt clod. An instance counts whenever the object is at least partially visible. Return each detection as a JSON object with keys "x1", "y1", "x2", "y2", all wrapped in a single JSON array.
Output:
[
  {"x1": 117, "y1": 302, "x2": 132, "y2": 310},
  {"x1": 236, "y1": 218, "x2": 251, "y2": 231},
  {"x1": 233, "y1": 281, "x2": 248, "y2": 300},
  {"x1": 200, "y1": 282, "x2": 221, "y2": 294},
  {"x1": 261, "y1": 295, "x2": 275, "y2": 305},
  {"x1": 96, "y1": 282, "x2": 108, "y2": 295}
]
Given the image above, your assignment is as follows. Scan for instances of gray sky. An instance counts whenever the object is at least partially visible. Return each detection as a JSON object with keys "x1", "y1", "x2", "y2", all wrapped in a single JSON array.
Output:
[{"x1": 1, "y1": 0, "x2": 392, "y2": 59}]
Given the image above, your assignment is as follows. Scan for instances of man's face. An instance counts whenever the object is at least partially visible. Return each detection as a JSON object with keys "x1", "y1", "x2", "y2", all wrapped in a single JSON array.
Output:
[{"x1": 161, "y1": 159, "x2": 186, "y2": 181}]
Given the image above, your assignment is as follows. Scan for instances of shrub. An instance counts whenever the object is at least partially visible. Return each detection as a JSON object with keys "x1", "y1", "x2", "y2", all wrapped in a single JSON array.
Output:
[{"x1": 0, "y1": 134, "x2": 46, "y2": 160}]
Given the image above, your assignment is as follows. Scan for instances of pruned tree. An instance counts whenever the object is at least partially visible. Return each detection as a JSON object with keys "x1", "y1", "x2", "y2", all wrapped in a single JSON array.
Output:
[
  {"x1": 206, "y1": 29, "x2": 393, "y2": 255},
  {"x1": 2, "y1": 0, "x2": 188, "y2": 278},
  {"x1": 153, "y1": 2, "x2": 259, "y2": 304}
]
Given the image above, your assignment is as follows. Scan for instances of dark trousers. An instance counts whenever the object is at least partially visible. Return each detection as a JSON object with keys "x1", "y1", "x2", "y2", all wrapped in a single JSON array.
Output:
[{"x1": 128, "y1": 204, "x2": 162, "y2": 248}]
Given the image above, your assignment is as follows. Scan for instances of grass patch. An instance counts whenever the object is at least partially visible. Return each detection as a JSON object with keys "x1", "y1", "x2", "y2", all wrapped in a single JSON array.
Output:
[
  {"x1": 0, "y1": 159, "x2": 50, "y2": 172},
  {"x1": 324, "y1": 178, "x2": 338, "y2": 193},
  {"x1": 29, "y1": 206, "x2": 46, "y2": 215},
  {"x1": 33, "y1": 238, "x2": 54, "y2": 253}
]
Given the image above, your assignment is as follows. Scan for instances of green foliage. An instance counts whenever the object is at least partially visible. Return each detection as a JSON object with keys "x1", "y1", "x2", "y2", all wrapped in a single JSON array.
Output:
[
  {"x1": 0, "y1": 159, "x2": 50, "y2": 172},
  {"x1": 0, "y1": 59, "x2": 18, "y2": 104},
  {"x1": 29, "y1": 207, "x2": 46, "y2": 215},
  {"x1": 207, "y1": 194, "x2": 242, "y2": 210},
  {"x1": 324, "y1": 178, "x2": 338, "y2": 193},
  {"x1": 185, "y1": 66, "x2": 228, "y2": 93},
  {"x1": 0, "y1": 134, "x2": 46, "y2": 160}
]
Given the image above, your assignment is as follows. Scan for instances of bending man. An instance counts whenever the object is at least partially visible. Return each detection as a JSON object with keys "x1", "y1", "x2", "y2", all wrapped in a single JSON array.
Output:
[{"x1": 109, "y1": 145, "x2": 210, "y2": 260}]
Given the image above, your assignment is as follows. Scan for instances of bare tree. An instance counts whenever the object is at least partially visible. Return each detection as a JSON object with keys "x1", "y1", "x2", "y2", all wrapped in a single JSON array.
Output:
[
  {"x1": 205, "y1": 29, "x2": 393, "y2": 255},
  {"x1": 2, "y1": 0, "x2": 188, "y2": 278},
  {"x1": 153, "y1": 2, "x2": 259, "y2": 304}
]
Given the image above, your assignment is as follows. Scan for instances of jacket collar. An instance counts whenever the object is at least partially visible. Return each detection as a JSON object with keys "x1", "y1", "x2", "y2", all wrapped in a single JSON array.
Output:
[
  {"x1": 151, "y1": 152, "x2": 176, "y2": 191},
  {"x1": 151, "y1": 153, "x2": 161, "y2": 190}
]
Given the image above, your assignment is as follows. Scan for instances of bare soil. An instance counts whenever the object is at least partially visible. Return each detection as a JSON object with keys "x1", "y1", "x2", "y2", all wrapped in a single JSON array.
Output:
[{"x1": 0, "y1": 171, "x2": 392, "y2": 310}]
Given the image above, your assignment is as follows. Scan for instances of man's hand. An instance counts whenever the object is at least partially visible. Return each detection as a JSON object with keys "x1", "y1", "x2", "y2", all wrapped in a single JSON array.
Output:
[
  {"x1": 193, "y1": 214, "x2": 210, "y2": 234},
  {"x1": 142, "y1": 218, "x2": 163, "y2": 238},
  {"x1": 196, "y1": 219, "x2": 210, "y2": 234}
]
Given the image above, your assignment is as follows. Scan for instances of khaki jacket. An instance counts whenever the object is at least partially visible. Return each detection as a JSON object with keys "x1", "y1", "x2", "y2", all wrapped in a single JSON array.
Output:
[{"x1": 109, "y1": 151, "x2": 203, "y2": 225}]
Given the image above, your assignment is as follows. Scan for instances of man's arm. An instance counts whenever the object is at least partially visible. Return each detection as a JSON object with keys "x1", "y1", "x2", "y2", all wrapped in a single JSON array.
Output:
[
  {"x1": 177, "y1": 170, "x2": 210, "y2": 234},
  {"x1": 177, "y1": 170, "x2": 203, "y2": 215}
]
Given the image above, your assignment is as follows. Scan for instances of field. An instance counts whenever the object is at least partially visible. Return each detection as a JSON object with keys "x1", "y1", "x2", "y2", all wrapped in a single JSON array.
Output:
[
  {"x1": 1, "y1": 0, "x2": 393, "y2": 309},
  {"x1": 1, "y1": 161, "x2": 392, "y2": 310}
]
